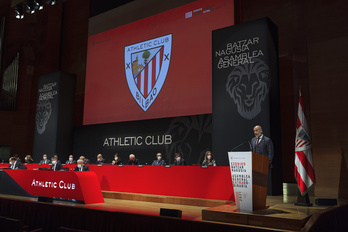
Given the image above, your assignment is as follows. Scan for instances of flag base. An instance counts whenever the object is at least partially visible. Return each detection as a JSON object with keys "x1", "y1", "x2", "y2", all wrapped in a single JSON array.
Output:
[{"x1": 294, "y1": 191, "x2": 312, "y2": 207}]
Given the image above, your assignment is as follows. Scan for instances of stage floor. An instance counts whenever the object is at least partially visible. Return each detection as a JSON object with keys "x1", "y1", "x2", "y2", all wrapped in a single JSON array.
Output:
[{"x1": 0, "y1": 183, "x2": 347, "y2": 231}]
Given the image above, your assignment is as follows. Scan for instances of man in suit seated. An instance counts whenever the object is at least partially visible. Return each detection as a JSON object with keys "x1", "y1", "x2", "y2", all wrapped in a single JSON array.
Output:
[
  {"x1": 96, "y1": 154, "x2": 105, "y2": 164},
  {"x1": 9, "y1": 157, "x2": 26, "y2": 169},
  {"x1": 39, "y1": 154, "x2": 50, "y2": 164},
  {"x1": 152, "y1": 153, "x2": 165, "y2": 166},
  {"x1": 79, "y1": 156, "x2": 90, "y2": 165},
  {"x1": 127, "y1": 154, "x2": 140, "y2": 165},
  {"x1": 65, "y1": 155, "x2": 76, "y2": 164},
  {"x1": 53, "y1": 154, "x2": 61, "y2": 164},
  {"x1": 14, "y1": 154, "x2": 22, "y2": 163},
  {"x1": 74, "y1": 159, "x2": 89, "y2": 171},
  {"x1": 50, "y1": 157, "x2": 63, "y2": 171}
]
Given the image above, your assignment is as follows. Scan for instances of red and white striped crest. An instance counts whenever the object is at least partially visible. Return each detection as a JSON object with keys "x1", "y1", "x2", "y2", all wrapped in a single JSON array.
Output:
[
  {"x1": 294, "y1": 93, "x2": 315, "y2": 195},
  {"x1": 125, "y1": 34, "x2": 172, "y2": 111}
]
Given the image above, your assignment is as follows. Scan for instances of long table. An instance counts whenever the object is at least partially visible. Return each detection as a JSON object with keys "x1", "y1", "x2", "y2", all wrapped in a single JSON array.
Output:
[{"x1": 0, "y1": 163, "x2": 234, "y2": 201}]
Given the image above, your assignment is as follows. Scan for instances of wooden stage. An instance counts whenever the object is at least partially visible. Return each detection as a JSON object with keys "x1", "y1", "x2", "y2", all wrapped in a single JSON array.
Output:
[{"x1": 0, "y1": 185, "x2": 347, "y2": 232}]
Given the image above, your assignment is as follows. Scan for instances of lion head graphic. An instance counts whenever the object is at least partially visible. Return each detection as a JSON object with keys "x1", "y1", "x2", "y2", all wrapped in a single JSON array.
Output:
[
  {"x1": 225, "y1": 58, "x2": 270, "y2": 120},
  {"x1": 36, "y1": 100, "x2": 52, "y2": 135}
]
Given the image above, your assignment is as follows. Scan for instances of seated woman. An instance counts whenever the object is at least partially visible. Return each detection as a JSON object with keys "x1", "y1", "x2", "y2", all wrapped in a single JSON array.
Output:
[
  {"x1": 173, "y1": 153, "x2": 185, "y2": 166},
  {"x1": 25, "y1": 155, "x2": 34, "y2": 164},
  {"x1": 111, "y1": 153, "x2": 122, "y2": 165},
  {"x1": 152, "y1": 153, "x2": 165, "y2": 165},
  {"x1": 201, "y1": 151, "x2": 216, "y2": 167}
]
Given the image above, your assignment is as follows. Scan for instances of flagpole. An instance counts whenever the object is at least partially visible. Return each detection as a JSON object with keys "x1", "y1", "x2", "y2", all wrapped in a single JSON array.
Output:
[{"x1": 294, "y1": 89, "x2": 314, "y2": 206}]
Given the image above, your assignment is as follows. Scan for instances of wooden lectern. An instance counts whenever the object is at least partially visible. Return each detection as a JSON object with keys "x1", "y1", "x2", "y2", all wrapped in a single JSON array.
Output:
[
  {"x1": 251, "y1": 152, "x2": 269, "y2": 211},
  {"x1": 228, "y1": 151, "x2": 269, "y2": 211}
]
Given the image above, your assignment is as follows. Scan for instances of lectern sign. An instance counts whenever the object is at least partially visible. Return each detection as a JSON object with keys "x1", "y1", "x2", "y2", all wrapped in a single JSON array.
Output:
[{"x1": 228, "y1": 151, "x2": 253, "y2": 211}]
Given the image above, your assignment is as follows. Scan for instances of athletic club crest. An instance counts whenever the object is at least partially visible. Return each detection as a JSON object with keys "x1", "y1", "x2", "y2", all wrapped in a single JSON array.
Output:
[{"x1": 125, "y1": 34, "x2": 172, "y2": 111}]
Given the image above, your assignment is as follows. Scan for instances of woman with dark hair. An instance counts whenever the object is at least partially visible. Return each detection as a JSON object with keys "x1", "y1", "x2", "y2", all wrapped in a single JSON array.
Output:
[
  {"x1": 201, "y1": 151, "x2": 216, "y2": 167},
  {"x1": 173, "y1": 153, "x2": 185, "y2": 166},
  {"x1": 111, "y1": 153, "x2": 122, "y2": 165}
]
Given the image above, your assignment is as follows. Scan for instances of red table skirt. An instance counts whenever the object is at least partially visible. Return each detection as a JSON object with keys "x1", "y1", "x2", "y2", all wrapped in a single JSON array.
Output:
[{"x1": 0, "y1": 163, "x2": 234, "y2": 201}]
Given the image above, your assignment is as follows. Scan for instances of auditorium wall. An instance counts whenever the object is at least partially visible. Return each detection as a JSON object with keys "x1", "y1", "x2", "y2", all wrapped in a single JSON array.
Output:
[
  {"x1": 0, "y1": 0, "x2": 347, "y2": 197},
  {"x1": 237, "y1": 0, "x2": 348, "y2": 196}
]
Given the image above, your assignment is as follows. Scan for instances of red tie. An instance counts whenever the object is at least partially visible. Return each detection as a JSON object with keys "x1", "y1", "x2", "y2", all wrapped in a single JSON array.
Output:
[{"x1": 256, "y1": 137, "x2": 260, "y2": 146}]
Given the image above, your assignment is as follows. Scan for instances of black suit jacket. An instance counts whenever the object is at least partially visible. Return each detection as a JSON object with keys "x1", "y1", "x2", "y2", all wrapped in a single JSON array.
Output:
[
  {"x1": 96, "y1": 158, "x2": 105, "y2": 164},
  {"x1": 65, "y1": 160, "x2": 76, "y2": 164},
  {"x1": 73, "y1": 166, "x2": 89, "y2": 171},
  {"x1": 251, "y1": 135, "x2": 274, "y2": 167},
  {"x1": 112, "y1": 159, "x2": 122, "y2": 165},
  {"x1": 50, "y1": 163, "x2": 63, "y2": 171},
  {"x1": 173, "y1": 159, "x2": 185, "y2": 166},
  {"x1": 9, "y1": 161, "x2": 26, "y2": 169},
  {"x1": 127, "y1": 158, "x2": 140, "y2": 165},
  {"x1": 39, "y1": 159, "x2": 51, "y2": 165}
]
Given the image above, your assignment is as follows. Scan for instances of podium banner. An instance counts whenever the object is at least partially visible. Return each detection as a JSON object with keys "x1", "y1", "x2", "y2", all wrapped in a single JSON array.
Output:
[
  {"x1": 212, "y1": 18, "x2": 280, "y2": 166},
  {"x1": 32, "y1": 71, "x2": 75, "y2": 160},
  {"x1": 228, "y1": 151, "x2": 253, "y2": 211}
]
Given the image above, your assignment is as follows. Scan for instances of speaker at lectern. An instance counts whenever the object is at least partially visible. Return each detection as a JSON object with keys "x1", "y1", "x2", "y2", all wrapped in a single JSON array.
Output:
[{"x1": 228, "y1": 151, "x2": 269, "y2": 211}]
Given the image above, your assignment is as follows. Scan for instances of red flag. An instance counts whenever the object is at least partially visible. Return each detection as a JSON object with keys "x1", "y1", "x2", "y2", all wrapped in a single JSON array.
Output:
[{"x1": 294, "y1": 91, "x2": 315, "y2": 195}]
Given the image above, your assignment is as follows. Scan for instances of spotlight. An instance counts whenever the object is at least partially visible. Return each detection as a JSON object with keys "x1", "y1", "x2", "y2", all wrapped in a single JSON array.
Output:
[
  {"x1": 34, "y1": 0, "x2": 44, "y2": 10},
  {"x1": 15, "y1": 4, "x2": 24, "y2": 19},
  {"x1": 45, "y1": 0, "x2": 57, "y2": 5},
  {"x1": 26, "y1": 0, "x2": 35, "y2": 14}
]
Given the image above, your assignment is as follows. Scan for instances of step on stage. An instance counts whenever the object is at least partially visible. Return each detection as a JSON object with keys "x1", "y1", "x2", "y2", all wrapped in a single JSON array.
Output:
[{"x1": 0, "y1": 191, "x2": 347, "y2": 231}]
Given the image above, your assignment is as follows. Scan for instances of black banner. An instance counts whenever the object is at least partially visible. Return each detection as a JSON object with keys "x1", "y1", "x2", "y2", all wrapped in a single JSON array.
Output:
[
  {"x1": 212, "y1": 18, "x2": 281, "y2": 166},
  {"x1": 73, "y1": 114, "x2": 212, "y2": 165},
  {"x1": 32, "y1": 71, "x2": 76, "y2": 161}
]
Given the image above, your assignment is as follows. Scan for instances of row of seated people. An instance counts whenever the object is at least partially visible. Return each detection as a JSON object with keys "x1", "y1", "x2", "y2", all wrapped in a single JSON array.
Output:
[
  {"x1": 8, "y1": 155, "x2": 89, "y2": 171},
  {"x1": 8, "y1": 151, "x2": 217, "y2": 170}
]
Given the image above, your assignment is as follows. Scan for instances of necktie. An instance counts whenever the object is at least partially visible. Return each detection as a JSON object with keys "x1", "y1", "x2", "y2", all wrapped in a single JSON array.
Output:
[{"x1": 256, "y1": 137, "x2": 260, "y2": 146}]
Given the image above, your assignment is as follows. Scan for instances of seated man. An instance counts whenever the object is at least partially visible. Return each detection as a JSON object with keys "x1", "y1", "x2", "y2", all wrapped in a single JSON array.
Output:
[
  {"x1": 65, "y1": 155, "x2": 76, "y2": 164},
  {"x1": 152, "y1": 153, "x2": 165, "y2": 166},
  {"x1": 39, "y1": 154, "x2": 50, "y2": 164},
  {"x1": 127, "y1": 154, "x2": 140, "y2": 165},
  {"x1": 79, "y1": 156, "x2": 90, "y2": 165},
  {"x1": 73, "y1": 159, "x2": 89, "y2": 171},
  {"x1": 14, "y1": 154, "x2": 22, "y2": 163},
  {"x1": 53, "y1": 154, "x2": 61, "y2": 164},
  {"x1": 96, "y1": 154, "x2": 105, "y2": 164},
  {"x1": 50, "y1": 157, "x2": 63, "y2": 171},
  {"x1": 9, "y1": 157, "x2": 26, "y2": 169}
]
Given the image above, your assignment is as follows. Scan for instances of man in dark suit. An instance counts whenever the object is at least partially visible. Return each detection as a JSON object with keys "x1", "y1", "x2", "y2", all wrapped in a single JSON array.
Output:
[
  {"x1": 251, "y1": 125, "x2": 274, "y2": 167},
  {"x1": 127, "y1": 154, "x2": 140, "y2": 165},
  {"x1": 96, "y1": 154, "x2": 106, "y2": 164},
  {"x1": 50, "y1": 157, "x2": 63, "y2": 171},
  {"x1": 65, "y1": 155, "x2": 76, "y2": 164},
  {"x1": 39, "y1": 154, "x2": 51, "y2": 164},
  {"x1": 14, "y1": 154, "x2": 22, "y2": 163},
  {"x1": 9, "y1": 157, "x2": 26, "y2": 169},
  {"x1": 73, "y1": 159, "x2": 89, "y2": 171},
  {"x1": 79, "y1": 156, "x2": 90, "y2": 165}
]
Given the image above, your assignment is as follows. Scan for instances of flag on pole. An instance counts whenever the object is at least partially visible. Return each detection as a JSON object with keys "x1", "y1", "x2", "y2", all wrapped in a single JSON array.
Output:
[{"x1": 294, "y1": 91, "x2": 316, "y2": 195}]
